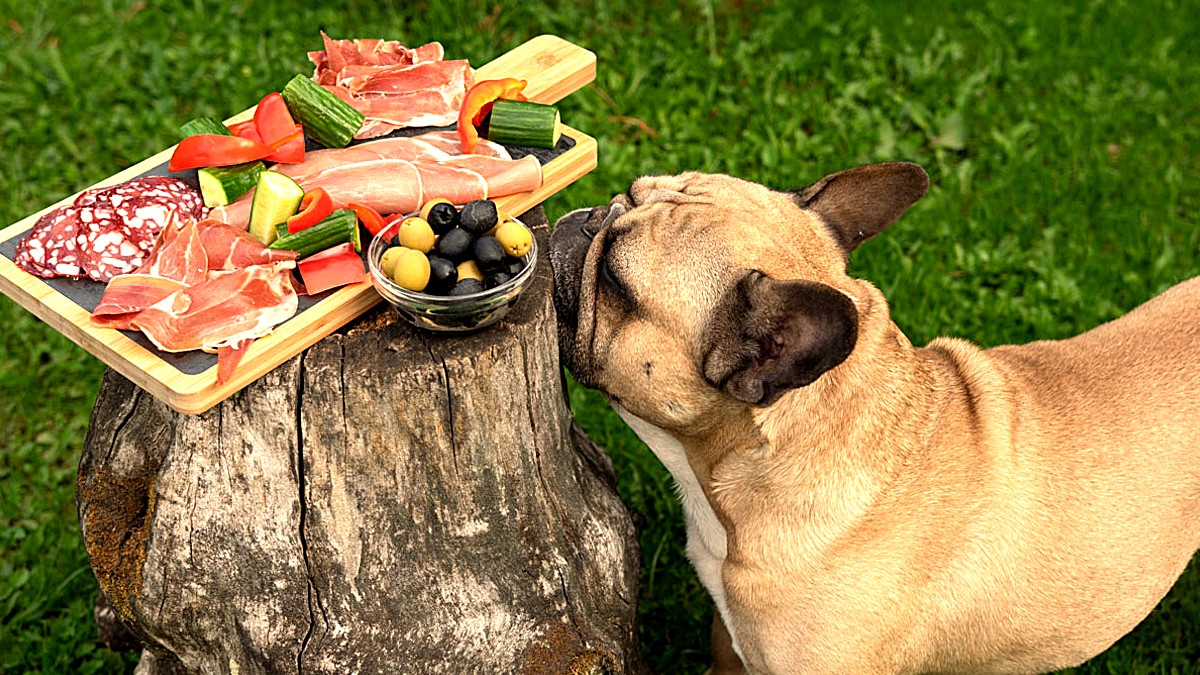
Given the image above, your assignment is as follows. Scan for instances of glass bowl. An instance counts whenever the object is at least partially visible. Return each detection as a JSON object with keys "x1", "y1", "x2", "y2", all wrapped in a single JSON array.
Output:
[{"x1": 367, "y1": 215, "x2": 538, "y2": 333}]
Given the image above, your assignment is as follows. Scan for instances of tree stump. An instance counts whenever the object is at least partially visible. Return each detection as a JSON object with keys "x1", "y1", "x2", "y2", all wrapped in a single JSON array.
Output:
[{"x1": 77, "y1": 207, "x2": 643, "y2": 674}]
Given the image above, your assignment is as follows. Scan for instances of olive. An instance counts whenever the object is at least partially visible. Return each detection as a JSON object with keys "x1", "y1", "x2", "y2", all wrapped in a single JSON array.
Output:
[
  {"x1": 456, "y1": 259, "x2": 484, "y2": 282},
  {"x1": 425, "y1": 255, "x2": 458, "y2": 294},
  {"x1": 483, "y1": 271, "x2": 513, "y2": 290},
  {"x1": 472, "y1": 236, "x2": 506, "y2": 271},
  {"x1": 495, "y1": 220, "x2": 533, "y2": 257},
  {"x1": 379, "y1": 246, "x2": 405, "y2": 278},
  {"x1": 449, "y1": 278, "x2": 485, "y2": 296},
  {"x1": 398, "y1": 217, "x2": 436, "y2": 253},
  {"x1": 502, "y1": 256, "x2": 525, "y2": 276},
  {"x1": 425, "y1": 201, "x2": 459, "y2": 235},
  {"x1": 391, "y1": 247, "x2": 430, "y2": 292},
  {"x1": 420, "y1": 198, "x2": 451, "y2": 220},
  {"x1": 459, "y1": 199, "x2": 498, "y2": 236},
  {"x1": 436, "y1": 227, "x2": 473, "y2": 262}
]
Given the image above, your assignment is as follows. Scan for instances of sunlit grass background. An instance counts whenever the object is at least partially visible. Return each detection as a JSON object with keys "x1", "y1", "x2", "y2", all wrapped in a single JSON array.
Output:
[{"x1": 1, "y1": 0, "x2": 1197, "y2": 672}]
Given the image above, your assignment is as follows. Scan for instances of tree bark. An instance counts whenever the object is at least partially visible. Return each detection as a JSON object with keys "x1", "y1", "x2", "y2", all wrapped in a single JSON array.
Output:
[{"x1": 78, "y1": 207, "x2": 643, "y2": 674}]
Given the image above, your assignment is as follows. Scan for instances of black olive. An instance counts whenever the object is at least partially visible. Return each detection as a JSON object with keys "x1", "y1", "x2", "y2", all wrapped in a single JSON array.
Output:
[
  {"x1": 425, "y1": 255, "x2": 458, "y2": 294},
  {"x1": 502, "y1": 256, "x2": 525, "y2": 276},
  {"x1": 483, "y1": 271, "x2": 513, "y2": 290},
  {"x1": 449, "y1": 278, "x2": 485, "y2": 296},
  {"x1": 473, "y1": 236, "x2": 505, "y2": 271},
  {"x1": 426, "y1": 202, "x2": 459, "y2": 235},
  {"x1": 459, "y1": 199, "x2": 498, "y2": 236},
  {"x1": 436, "y1": 227, "x2": 473, "y2": 262}
]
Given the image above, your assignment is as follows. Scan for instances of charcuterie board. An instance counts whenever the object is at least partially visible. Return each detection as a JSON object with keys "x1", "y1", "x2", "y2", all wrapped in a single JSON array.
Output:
[{"x1": 0, "y1": 34, "x2": 597, "y2": 415}]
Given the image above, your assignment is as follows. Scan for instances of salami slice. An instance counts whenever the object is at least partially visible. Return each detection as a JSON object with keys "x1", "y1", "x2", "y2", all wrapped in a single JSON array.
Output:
[
  {"x1": 13, "y1": 177, "x2": 207, "y2": 282},
  {"x1": 14, "y1": 208, "x2": 86, "y2": 278}
]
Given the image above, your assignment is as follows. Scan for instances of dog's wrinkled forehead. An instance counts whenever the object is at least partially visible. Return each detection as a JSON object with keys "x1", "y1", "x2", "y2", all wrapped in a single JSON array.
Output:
[
  {"x1": 628, "y1": 172, "x2": 776, "y2": 213},
  {"x1": 619, "y1": 172, "x2": 833, "y2": 279}
]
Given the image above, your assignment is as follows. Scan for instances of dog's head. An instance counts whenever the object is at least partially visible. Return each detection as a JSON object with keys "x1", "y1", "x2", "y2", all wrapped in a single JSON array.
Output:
[{"x1": 550, "y1": 163, "x2": 928, "y2": 432}]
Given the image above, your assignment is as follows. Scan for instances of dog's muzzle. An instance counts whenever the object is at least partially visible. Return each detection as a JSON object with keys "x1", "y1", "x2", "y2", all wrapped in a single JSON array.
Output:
[{"x1": 549, "y1": 197, "x2": 629, "y2": 375}]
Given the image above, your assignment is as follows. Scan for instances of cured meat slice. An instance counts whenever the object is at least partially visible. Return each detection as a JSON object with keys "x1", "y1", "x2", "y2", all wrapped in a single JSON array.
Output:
[
  {"x1": 216, "y1": 338, "x2": 254, "y2": 384},
  {"x1": 89, "y1": 218, "x2": 299, "y2": 383},
  {"x1": 137, "y1": 215, "x2": 208, "y2": 285},
  {"x1": 275, "y1": 133, "x2": 512, "y2": 184},
  {"x1": 132, "y1": 261, "x2": 298, "y2": 354},
  {"x1": 342, "y1": 60, "x2": 470, "y2": 97},
  {"x1": 286, "y1": 158, "x2": 424, "y2": 216},
  {"x1": 77, "y1": 217, "x2": 147, "y2": 282},
  {"x1": 90, "y1": 219, "x2": 296, "y2": 335},
  {"x1": 435, "y1": 154, "x2": 544, "y2": 198},
  {"x1": 13, "y1": 177, "x2": 206, "y2": 282},
  {"x1": 14, "y1": 208, "x2": 84, "y2": 278},
  {"x1": 344, "y1": 61, "x2": 470, "y2": 136},
  {"x1": 91, "y1": 275, "x2": 188, "y2": 323},
  {"x1": 209, "y1": 154, "x2": 540, "y2": 227},
  {"x1": 91, "y1": 216, "x2": 206, "y2": 326},
  {"x1": 76, "y1": 176, "x2": 206, "y2": 218},
  {"x1": 208, "y1": 131, "x2": 540, "y2": 228},
  {"x1": 411, "y1": 130, "x2": 511, "y2": 159},
  {"x1": 309, "y1": 32, "x2": 444, "y2": 85},
  {"x1": 196, "y1": 219, "x2": 298, "y2": 270},
  {"x1": 307, "y1": 32, "x2": 472, "y2": 139}
]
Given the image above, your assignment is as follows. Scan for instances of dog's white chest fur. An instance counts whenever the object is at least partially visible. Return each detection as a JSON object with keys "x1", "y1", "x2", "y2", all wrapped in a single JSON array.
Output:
[{"x1": 613, "y1": 404, "x2": 743, "y2": 659}]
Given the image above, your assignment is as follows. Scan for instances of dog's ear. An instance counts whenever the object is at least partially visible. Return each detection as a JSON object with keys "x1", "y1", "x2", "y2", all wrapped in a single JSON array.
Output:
[
  {"x1": 702, "y1": 272, "x2": 858, "y2": 406},
  {"x1": 792, "y1": 162, "x2": 929, "y2": 254}
]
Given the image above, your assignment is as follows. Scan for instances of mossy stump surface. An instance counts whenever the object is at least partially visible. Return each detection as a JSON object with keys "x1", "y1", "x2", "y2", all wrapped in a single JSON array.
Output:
[{"x1": 77, "y1": 208, "x2": 643, "y2": 674}]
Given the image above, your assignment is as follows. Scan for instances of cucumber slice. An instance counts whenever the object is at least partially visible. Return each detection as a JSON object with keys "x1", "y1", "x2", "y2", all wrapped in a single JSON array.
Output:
[
  {"x1": 268, "y1": 209, "x2": 359, "y2": 258},
  {"x1": 197, "y1": 161, "x2": 264, "y2": 208},
  {"x1": 248, "y1": 171, "x2": 305, "y2": 245},
  {"x1": 281, "y1": 75, "x2": 365, "y2": 148},
  {"x1": 485, "y1": 99, "x2": 561, "y2": 148},
  {"x1": 180, "y1": 117, "x2": 231, "y2": 138}
]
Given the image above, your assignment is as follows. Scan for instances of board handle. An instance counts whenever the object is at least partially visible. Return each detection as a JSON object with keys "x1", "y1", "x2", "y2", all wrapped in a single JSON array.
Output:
[{"x1": 474, "y1": 35, "x2": 597, "y2": 104}]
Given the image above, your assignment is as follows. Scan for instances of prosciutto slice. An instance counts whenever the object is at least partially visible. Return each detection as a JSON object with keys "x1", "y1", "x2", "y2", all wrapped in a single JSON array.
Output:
[
  {"x1": 208, "y1": 131, "x2": 542, "y2": 228},
  {"x1": 92, "y1": 216, "x2": 207, "y2": 323},
  {"x1": 90, "y1": 219, "x2": 299, "y2": 382},
  {"x1": 196, "y1": 219, "x2": 299, "y2": 270},
  {"x1": 307, "y1": 32, "x2": 472, "y2": 138},
  {"x1": 309, "y1": 32, "x2": 443, "y2": 84},
  {"x1": 132, "y1": 262, "x2": 298, "y2": 354}
]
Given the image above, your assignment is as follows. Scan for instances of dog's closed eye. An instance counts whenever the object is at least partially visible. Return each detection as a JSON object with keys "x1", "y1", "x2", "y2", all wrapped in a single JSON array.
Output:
[
  {"x1": 599, "y1": 255, "x2": 624, "y2": 294},
  {"x1": 597, "y1": 232, "x2": 635, "y2": 306}
]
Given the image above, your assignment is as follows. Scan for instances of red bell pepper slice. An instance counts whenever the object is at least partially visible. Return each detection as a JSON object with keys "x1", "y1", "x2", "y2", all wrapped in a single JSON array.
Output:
[
  {"x1": 297, "y1": 242, "x2": 366, "y2": 296},
  {"x1": 348, "y1": 202, "x2": 388, "y2": 237},
  {"x1": 168, "y1": 134, "x2": 273, "y2": 172},
  {"x1": 264, "y1": 125, "x2": 306, "y2": 164},
  {"x1": 457, "y1": 78, "x2": 528, "y2": 154},
  {"x1": 254, "y1": 92, "x2": 297, "y2": 147},
  {"x1": 286, "y1": 188, "x2": 334, "y2": 234},
  {"x1": 227, "y1": 119, "x2": 257, "y2": 137}
]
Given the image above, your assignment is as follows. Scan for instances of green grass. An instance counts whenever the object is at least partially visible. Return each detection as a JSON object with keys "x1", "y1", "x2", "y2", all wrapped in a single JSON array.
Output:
[{"x1": 1, "y1": 0, "x2": 1197, "y2": 673}]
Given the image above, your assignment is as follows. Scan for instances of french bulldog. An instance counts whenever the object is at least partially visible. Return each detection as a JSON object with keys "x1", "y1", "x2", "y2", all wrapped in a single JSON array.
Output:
[{"x1": 548, "y1": 164, "x2": 1200, "y2": 674}]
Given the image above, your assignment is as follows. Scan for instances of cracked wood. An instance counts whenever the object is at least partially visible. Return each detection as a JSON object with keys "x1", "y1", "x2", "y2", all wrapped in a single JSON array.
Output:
[{"x1": 78, "y1": 207, "x2": 643, "y2": 674}]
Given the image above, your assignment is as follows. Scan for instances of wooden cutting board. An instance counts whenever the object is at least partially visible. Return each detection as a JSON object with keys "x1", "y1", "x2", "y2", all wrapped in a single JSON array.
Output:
[{"x1": 0, "y1": 34, "x2": 597, "y2": 415}]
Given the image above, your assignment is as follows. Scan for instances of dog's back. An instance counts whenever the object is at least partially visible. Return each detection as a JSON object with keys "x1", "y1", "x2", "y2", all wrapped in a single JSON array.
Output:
[{"x1": 913, "y1": 276, "x2": 1200, "y2": 672}]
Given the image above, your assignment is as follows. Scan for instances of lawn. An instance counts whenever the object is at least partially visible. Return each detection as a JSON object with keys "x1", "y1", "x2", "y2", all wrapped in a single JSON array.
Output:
[{"x1": 1, "y1": 0, "x2": 1198, "y2": 673}]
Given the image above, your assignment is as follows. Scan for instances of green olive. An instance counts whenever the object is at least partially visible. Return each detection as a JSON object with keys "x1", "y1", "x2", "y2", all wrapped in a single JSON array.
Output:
[
  {"x1": 379, "y1": 246, "x2": 405, "y2": 278},
  {"x1": 398, "y1": 217, "x2": 436, "y2": 253},
  {"x1": 456, "y1": 259, "x2": 484, "y2": 282},
  {"x1": 392, "y1": 247, "x2": 431, "y2": 291},
  {"x1": 495, "y1": 220, "x2": 533, "y2": 258}
]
